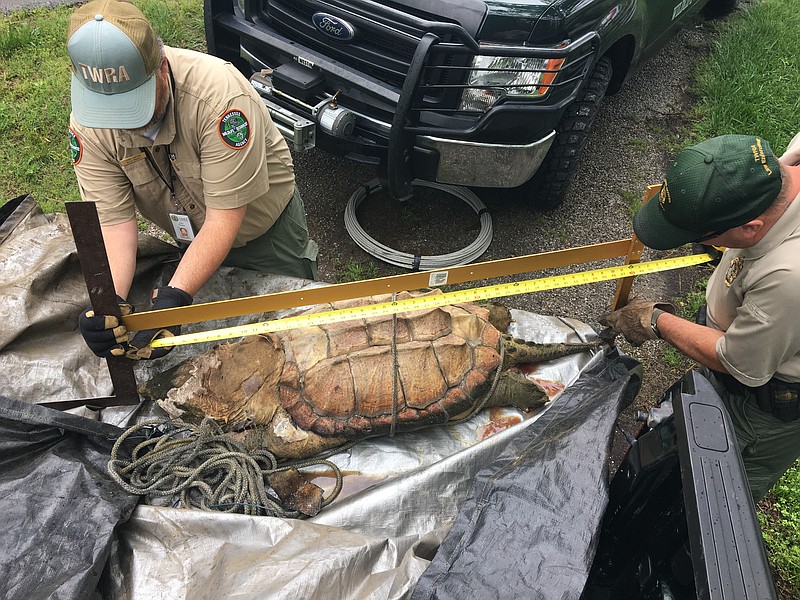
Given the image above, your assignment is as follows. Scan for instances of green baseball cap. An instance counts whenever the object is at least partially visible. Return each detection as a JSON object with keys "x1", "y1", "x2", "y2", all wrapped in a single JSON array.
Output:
[
  {"x1": 67, "y1": 0, "x2": 161, "y2": 129},
  {"x1": 633, "y1": 135, "x2": 782, "y2": 250}
]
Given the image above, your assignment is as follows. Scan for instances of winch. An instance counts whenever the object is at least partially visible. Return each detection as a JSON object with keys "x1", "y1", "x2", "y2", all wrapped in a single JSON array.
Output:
[
  {"x1": 249, "y1": 69, "x2": 356, "y2": 149},
  {"x1": 313, "y1": 93, "x2": 355, "y2": 137}
]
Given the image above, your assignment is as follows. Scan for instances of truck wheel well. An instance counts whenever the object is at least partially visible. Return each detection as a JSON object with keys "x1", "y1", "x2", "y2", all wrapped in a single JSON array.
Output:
[
  {"x1": 603, "y1": 36, "x2": 635, "y2": 96},
  {"x1": 516, "y1": 55, "x2": 613, "y2": 209}
]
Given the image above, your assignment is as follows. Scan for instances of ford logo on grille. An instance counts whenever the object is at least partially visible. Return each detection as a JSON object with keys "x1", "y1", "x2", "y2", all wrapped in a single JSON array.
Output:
[{"x1": 312, "y1": 12, "x2": 356, "y2": 42}]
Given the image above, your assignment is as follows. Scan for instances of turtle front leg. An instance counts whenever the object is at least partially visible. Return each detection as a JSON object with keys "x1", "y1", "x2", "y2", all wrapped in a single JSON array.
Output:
[
  {"x1": 501, "y1": 334, "x2": 600, "y2": 369},
  {"x1": 485, "y1": 370, "x2": 549, "y2": 411}
]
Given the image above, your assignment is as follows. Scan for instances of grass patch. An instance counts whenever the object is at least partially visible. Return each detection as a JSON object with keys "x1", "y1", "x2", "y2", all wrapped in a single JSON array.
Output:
[
  {"x1": 333, "y1": 259, "x2": 380, "y2": 283},
  {"x1": 692, "y1": 0, "x2": 800, "y2": 151},
  {"x1": 616, "y1": 188, "x2": 643, "y2": 217},
  {"x1": 0, "y1": 22, "x2": 35, "y2": 58},
  {"x1": 627, "y1": 137, "x2": 647, "y2": 152},
  {"x1": 661, "y1": 345, "x2": 685, "y2": 370},
  {"x1": 759, "y1": 463, "x2": 800, "y2": 591},
  {"x1": 0, "y1": 5, "x2": 76, "y2": 212},
  {"x1": 648, "y1": 122, "x2": 693, "y2": 157},
  {"x1": 674, "y1": 278, "x2": 707, "y2": 320},
  {"x1": 661, "y1": 279, "x2": 708, "y2": 369}
]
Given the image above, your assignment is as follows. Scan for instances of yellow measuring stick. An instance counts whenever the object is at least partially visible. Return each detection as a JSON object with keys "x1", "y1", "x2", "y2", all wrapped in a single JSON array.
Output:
[{"x1": 151, "y1": 253, "x2": 713, "y2": 349}]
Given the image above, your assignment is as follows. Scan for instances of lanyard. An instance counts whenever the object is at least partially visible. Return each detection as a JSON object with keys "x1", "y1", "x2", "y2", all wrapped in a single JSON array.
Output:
[
  {"x1": 141, "y1": 64, "x2": 178, "y2": 199},
  {"x1": 142, "y1": 145, "x2": 174, "y2": 198}
]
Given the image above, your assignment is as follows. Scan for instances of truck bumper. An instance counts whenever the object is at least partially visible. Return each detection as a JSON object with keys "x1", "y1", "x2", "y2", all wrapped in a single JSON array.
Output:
[
  {"x1": 419, "y1": 133, "x2": 556, "y2": 188},
  {"x1": 253, "y1": 73, "x2": 557, "y2": 189}
]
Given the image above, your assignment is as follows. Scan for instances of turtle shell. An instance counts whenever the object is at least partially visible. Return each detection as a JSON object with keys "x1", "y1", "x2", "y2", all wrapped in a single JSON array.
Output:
[{"x1": 276, "y1": 290, "x2": 502, "y2": 438}]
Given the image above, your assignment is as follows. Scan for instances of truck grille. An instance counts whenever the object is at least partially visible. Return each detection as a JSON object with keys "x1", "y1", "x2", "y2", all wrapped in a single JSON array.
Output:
[
  {"x1": 264, "y1": 0, "x2": 462, "y2": 102},
  {"x1": 257, "y1": 0, "x2": 596, "y2": 125}
]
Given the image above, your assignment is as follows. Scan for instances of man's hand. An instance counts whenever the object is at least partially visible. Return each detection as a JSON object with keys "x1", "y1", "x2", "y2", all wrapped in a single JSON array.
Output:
[
  {"x1": 78, "y1": 297, "x2": 134, "y2": 358},
  {"x1": 126, "y1": 286, "x2": 193, "y2": 360},
  {"x1": 598, "y1": 298, "x2": 676, "y2": 346}
]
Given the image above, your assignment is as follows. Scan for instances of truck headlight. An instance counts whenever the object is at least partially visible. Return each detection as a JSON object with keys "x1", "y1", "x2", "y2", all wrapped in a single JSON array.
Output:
[{"x1": 458, "y1": 54, "x2": 565, "y2": 112}]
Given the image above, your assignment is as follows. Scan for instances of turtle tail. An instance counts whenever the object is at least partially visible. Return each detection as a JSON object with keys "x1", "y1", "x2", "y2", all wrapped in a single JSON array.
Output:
[{"x1": 500, "y1": 334, "x2": 600, "y2": 369}]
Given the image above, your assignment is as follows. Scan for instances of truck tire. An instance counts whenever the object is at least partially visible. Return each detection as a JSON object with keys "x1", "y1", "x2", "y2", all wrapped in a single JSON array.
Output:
[
  {"x1": 519, "y1": 56, "x2": 613, "y2": 210},
  {"x1": 702, "y1": 0, "x2": 740, "y2": 18}
]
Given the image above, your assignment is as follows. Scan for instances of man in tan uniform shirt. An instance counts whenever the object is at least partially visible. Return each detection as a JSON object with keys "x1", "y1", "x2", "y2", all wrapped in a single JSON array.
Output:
[
  {"x1": 602, "y1": 134, "x2": 800, "y2": 501},
  {"x1": 70, "y1": 0, "x2": 317, "y2": 360}
]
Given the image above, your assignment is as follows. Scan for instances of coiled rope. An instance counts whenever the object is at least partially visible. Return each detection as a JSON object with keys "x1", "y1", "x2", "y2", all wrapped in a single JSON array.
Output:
[
  {"x1": 344, "y1": 178, "x2": 493, "y2": 270},
  {"x1": 108, "y1": 418, "x2": 347, "y2": 518}
]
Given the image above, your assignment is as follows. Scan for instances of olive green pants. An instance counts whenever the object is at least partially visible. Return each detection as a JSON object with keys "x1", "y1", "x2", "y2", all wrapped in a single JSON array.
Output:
[
  {"x1": 223, "y1": 187, "x2": 318, "y2": 280},
  {"x1": 698, "y1": 366, "x2": 800, "y2": 502}
]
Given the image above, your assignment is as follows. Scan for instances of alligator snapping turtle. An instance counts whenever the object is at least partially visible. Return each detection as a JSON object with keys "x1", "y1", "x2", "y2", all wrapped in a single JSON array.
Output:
[{"x1": 142, "y1": 290, "x2": 598, "y2": 460}]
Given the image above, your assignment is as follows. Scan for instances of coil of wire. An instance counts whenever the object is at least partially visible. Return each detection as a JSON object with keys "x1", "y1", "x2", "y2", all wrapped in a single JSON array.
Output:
[{"x1": 344, "y1": 178, "x2": 493, "y2": 270}]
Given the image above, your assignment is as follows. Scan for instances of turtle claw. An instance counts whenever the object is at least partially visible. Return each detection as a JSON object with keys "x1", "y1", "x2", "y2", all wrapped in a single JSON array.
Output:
[{"x1": 598, "y1": 326, "x2": 618, "y2": 345}]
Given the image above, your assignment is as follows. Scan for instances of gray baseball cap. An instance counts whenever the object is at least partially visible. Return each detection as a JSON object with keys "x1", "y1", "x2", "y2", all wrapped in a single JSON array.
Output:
[{"x1": 67, "y1": 0, "x2": 161, "y2": 129}]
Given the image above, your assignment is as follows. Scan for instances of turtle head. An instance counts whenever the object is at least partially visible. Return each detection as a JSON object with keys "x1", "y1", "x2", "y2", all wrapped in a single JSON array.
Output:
[{"x1": 486, "y1": 303, "x2": 512, "y2": 332}]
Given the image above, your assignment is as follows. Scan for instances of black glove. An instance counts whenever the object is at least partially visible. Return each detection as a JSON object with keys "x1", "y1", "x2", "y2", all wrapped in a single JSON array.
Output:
[
  {"x1": 78, "y1": 296, "x2": 134, "y2": 358},
  {"x1": 126, "y1": 286, "x2": 193, "y2": 360}
]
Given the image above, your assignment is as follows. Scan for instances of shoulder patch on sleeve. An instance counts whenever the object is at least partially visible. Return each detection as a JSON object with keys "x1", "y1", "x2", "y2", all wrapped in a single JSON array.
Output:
[
  {"x1": 218, "y1": 109, "x2": 251, "y2": 149},
  {"x1": 69, "y1": 127, "x2": 82, "y2": 165}
]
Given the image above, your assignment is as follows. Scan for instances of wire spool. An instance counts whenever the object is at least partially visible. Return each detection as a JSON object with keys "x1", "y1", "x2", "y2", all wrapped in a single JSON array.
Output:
[{"x1": 344, "y1": 179, "x2": 493, "y2": 270}]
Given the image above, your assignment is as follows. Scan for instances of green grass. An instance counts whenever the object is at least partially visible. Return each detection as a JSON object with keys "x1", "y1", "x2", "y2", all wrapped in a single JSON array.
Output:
[
  {"x1": 760, "y1": 463, "x2": 800, "y2": 592},
  {"x1": 0, "y1": 0, "x2": 203, "y2": 212},
  {"x1": 627, "y1": 137, "x2": 647, "y2": 152},
  {"x1": 616, "y1": 188, "x2": 644, "y2": 217},
  {"x1": 660, "y1": 280, "x2": 708, "y2": 370},
  {"x1": 674, "y1": 279, "x2": 708, "y2": 320},
  {"x1": 333, "y1": 259, "x2": 381, "y2": 283},
  {"x1": 692, "y1": 0, "x2": 800, "y2": 153},
  {"x1": 0, "y1": 8, "x2": 76, "y2": 212},
  {"x1": 661, "y1": 346, "x2": 685, "y2": 370}
]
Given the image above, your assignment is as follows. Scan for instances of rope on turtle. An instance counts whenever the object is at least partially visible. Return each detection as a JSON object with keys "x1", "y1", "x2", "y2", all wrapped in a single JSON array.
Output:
[
  {"x1": 447, "y1": 337, "x2": 506, "y2": 426},
  {"x1": 107, "y1": 417, "x2": 345, "y2": 517},
  {"x1": 390, "y1": 291, "x2": 399, "y2": 437}
]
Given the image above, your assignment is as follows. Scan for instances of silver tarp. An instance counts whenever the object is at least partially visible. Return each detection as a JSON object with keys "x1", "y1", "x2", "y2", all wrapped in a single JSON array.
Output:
[{"x1": 0, "y1": 198, "x2": 636, "y2": 599}]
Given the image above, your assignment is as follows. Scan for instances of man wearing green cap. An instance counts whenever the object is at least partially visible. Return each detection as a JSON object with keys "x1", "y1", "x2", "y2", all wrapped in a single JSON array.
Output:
[
  {"x1": 601, "y1": 133, "x2": 800, "y2": 501},
  {"x1": 68, "y1": 0, "x2": 318, "y2": 360}
]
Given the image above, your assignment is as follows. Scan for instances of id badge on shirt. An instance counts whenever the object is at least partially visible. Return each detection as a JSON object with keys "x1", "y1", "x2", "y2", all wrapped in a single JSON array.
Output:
[{"x1": 169, "y1": 213, "x2": 195, "y2": 242}]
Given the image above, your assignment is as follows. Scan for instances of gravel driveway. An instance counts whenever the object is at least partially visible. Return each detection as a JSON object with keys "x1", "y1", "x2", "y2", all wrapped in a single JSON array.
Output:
[{"x1": 295, "y1": 21, "x2": 720, "y2": 432}]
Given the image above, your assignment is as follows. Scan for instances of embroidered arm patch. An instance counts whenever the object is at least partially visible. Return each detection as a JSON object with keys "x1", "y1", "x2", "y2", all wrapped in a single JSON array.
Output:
[
  {"x1": 218, "y1": 109, "x2": 251, "y2": 149},
  {"x1": 69, "y1": 127, "x2": 82, "y2": 165}
]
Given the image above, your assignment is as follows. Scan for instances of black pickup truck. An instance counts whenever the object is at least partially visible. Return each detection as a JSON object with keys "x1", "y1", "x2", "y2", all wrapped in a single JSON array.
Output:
[
  {"x1": 204, "y1": 0, "x2": 739, "y2": 207},
  {"x1": 584, "y1": 369, "x2": 777, "y2": 599}
]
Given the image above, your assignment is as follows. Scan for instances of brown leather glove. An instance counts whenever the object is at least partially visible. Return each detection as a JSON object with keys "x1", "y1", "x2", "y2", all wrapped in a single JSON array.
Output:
[{"x1": 598, "y1": 298, "x2": 676, "y2": 346}]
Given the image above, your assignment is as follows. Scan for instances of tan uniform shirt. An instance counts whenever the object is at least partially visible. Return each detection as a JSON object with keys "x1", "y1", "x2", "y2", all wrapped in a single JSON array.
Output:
[
  {"x1": 707, "y1": 135, "x2": 800, "y2": 386},
  {"x1": 69, "y1": 46, "x2": 295, "y2": 248}
]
